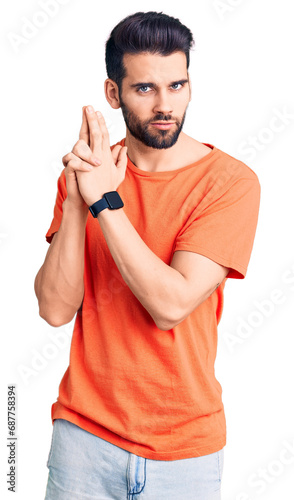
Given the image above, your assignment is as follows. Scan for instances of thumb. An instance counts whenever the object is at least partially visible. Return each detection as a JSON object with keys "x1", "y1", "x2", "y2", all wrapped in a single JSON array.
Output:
[
  {"x1": 116, "y1": 147, "x2": 128, "y2": 170},
  {"x1": 111, "y1": 144, "x2": 122, "y2": 165}
]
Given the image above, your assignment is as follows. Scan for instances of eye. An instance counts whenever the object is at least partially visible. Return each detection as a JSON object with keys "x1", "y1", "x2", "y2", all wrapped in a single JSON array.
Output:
[
  {"x1": 170, "y1": 83, "x2": 183, "y2": 91},
  {"x1": 138, "y1": 85, "x2": 152, "y2": 94}
]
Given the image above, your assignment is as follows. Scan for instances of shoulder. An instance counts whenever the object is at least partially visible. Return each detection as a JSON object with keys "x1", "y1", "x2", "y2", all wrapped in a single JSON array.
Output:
[
  {"x1": 214, "y1": 146, "x2": 260, "y2": 185},
  {"x1": 191, "y1": 142, "x2": 261, "y2": 209},
  {"x1": 207, "y1": 148, "x2": 261, "y2": 211},
  {"x1": 182, "y1": 135, "x2": 259, "y2": 184},
  {"x1": 184, "y1": 134, "x2": 260, "y2": 189}
]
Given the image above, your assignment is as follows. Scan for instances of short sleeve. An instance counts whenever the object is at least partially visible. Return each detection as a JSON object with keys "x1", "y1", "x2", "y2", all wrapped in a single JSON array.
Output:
[
  {"x1": 174, "y1": 176, "x2": 261, "y2": 279},
  {"x1": 46, "y1": 170, "x2": 67, "y2": 243}
]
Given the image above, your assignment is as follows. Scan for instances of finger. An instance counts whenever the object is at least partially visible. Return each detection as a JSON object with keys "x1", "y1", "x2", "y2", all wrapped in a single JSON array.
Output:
[
  {"x1": 79, "y1": 106, "x2": 90, "y2": 145},
  {"x1": 62, "y1": 152, "x2": 72, "y2": 167},
  {"x1": 111, "y1": 144, "x2": 122, "y2": 165},
  {"x1": 62, "y1": 152, "x2": 93, "y2": 172},
  {"x1": 116, "y1": 146, "x2": 128, "y2": 170},
  {"x1": 71, "y1": 139, "x2": 101, "y2": 166},
  {"x1": 96, "y1": 111, "x2": 110, "y2": 150},
  {"x1": 86, "y1": 105, "x2": 102, "y2": 152}
]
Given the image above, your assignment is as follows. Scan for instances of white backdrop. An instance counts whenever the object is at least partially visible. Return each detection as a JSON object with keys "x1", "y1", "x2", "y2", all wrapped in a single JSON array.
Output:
[{"x1": 1, "y1": 0, "x2": 294, "y2": 499}]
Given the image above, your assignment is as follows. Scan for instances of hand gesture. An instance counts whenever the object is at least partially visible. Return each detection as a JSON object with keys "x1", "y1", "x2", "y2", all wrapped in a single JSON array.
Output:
[{"x1": 62, "y1": 106, "x2": 128, "y2": 209}]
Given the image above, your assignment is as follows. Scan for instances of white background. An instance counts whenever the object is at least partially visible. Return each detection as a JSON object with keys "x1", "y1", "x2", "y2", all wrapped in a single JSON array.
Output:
[{"x1": 1, "y1": 0, "x2": 294, "y2": 498}]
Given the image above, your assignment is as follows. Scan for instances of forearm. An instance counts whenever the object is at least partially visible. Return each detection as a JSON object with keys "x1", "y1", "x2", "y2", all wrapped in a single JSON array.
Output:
[
  {"x1": 97, "y1": 208, "x2": 187, "y2": 330},
  {"x1": 54, "y1": 109, "x2": 226, "y2": 331},
  {"x1": 35, "y1": 199, "x2": 88, "y2": 326}
]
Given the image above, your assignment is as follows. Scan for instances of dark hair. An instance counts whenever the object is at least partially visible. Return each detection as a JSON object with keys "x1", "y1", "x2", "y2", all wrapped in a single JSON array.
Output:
[{"x1": 105, "y1": 11, "x2": 194, "y2": 91}]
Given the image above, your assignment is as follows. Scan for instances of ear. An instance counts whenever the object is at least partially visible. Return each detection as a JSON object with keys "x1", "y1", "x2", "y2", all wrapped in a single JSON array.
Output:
[{"x1": 104, "y1": 79, "x2": 121, "y2": 109}]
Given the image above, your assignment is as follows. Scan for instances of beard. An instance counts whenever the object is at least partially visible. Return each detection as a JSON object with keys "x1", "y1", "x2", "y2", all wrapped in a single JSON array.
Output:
[{"x1": 119, "y1": 97, "x2": 187, "y2": 150}]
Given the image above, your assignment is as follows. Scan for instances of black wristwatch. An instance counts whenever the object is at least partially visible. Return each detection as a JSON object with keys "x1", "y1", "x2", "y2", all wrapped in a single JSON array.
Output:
[{"x1": 89, "y1": 191, "x2": 124, "y2": 218}]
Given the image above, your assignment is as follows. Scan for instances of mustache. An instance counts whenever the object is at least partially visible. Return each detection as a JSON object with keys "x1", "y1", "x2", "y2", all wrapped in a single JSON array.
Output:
[{"x1": 151, "y1": 114, "x2": 173, "y2": 121}]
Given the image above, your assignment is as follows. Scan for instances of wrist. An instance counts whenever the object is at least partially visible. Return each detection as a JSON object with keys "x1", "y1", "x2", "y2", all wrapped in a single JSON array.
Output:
[
  {"x1": 63, "y1": 198, "x2": 89, "y2": 220},
  {"x1": 86, "y1": 195, "x2": 104, "y2": 207},
  {"x1": 97, "y1": 204, "x2": 124, "y2": 221},
  {"x1": 89, "y1": 191, "x2": 124, "y2": 218}
]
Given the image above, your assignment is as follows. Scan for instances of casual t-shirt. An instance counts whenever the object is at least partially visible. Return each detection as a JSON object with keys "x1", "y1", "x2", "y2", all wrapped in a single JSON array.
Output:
[{"x1": 46, "y1": 141, "x2": 260, "y2": 460}]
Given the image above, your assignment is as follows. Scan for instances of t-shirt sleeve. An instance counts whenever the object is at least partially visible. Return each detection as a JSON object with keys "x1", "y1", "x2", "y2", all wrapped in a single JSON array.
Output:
[
  {"x1": 173, "y1": 175, "x2": 261, "y2": 279},
  {"x1": 46, "y1": 170, "x2": 67, "y2": 243}
]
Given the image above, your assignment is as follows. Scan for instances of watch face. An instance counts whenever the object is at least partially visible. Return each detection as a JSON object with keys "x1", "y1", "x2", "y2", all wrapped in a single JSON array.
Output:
[{"x1": 104, "y1": 191, "x2": 124, "y2": 209}]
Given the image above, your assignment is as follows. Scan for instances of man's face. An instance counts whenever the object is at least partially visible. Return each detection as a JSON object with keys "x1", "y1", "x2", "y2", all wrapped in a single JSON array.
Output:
[{"x1": 118, "y1": 52, "x2": 191, "y2": 150}]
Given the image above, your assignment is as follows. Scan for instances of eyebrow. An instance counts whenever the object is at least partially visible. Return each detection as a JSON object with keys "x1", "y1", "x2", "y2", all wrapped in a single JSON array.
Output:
[{"x1": 130, "y1": 79, "x2": 189, "y2": 89}]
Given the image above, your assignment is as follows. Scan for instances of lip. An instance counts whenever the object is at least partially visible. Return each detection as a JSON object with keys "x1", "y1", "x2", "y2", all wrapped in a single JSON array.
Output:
[{"x1": 151, "y1": 122, "x2": 175, "y2": 130}]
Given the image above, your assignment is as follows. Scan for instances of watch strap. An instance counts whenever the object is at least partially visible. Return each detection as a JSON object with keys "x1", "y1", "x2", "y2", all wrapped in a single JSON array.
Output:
[
  {"x1": 89, "y1": 197, "x2": 109, "y2": 217},
  {"x1": 89, "y1": 191, "x2": 124, "y2": 218}
]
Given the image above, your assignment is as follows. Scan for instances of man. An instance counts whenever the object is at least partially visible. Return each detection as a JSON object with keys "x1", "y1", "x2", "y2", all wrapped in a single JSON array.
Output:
[{"x1": 35, "y1": 11, "x2": 260, "y2": 500}]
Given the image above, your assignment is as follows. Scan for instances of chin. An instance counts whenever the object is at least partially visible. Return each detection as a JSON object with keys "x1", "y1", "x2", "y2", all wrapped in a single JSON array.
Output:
[{"x1": 145, "y1": 134, "x2": 181, "y2": 150}]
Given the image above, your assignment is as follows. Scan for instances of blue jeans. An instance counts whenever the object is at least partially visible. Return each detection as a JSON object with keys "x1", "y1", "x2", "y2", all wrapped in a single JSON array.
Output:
[{"x1": 45, "y1": 419, "x2": 224, "y2": 499}]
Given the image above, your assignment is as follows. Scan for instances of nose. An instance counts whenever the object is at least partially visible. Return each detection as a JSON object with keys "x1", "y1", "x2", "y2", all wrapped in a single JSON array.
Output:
[{"x1": 153, "y1": 90, "x2": 173, "y2": 116}]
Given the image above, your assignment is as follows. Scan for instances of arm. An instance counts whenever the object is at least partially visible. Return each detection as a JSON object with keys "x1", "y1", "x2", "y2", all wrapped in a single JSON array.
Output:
[
  {"x1": 34, "y1": 201, "x2": 88, "y2": 327},
  {"x1": 35, "y1": 106, "x2": 127, "y2": 327},
  {"x1": 68, "y1": 107, "x2": 229, "y2": 330},
  {"x1": 97, "y1": 208, "x2": 229, "y2": 330}
]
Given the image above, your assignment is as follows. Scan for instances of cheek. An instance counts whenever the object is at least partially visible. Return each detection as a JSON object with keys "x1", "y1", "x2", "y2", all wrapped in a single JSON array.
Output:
[
  {"x1": 126, "y1": 97, "x2": 153, "y2": 119},
  {"x1": 176, "y1": 95, "x2": 190, "y2": 116},
  {"x1": 178, "y1": 90, "x2": 190, "y2": 107}
]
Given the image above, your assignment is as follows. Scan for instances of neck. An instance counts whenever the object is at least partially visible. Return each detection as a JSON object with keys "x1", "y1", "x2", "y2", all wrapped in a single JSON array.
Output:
[{"x1": 125, "y1": 130, "x2": 189, "y2": 173}]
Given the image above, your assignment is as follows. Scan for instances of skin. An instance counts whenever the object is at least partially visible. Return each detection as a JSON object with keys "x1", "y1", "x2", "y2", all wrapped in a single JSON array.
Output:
[
  {"x1": 118, "y1": 52, "x2": 188, "y2": 151},
  {"x1": 35, "y1": 51, "x2": 229, "y2": 329},
  {"x1": 105, "y1": 52, "x2": 212, "y2": 172}
]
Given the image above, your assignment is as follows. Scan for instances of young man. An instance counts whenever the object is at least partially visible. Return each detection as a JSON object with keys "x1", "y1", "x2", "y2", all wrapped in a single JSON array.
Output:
[{"x1": 35, "y1": 11, "x2": 260, "y2": 500}]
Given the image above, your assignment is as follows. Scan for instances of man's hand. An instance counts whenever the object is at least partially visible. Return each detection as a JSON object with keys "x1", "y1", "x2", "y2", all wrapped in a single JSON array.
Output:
[
  {"x1": 62, "y1": 106, "x2": 128, "y2": 207},
  {"x1": 62, "y1": 106, "x2": 98, "y2": 211}
]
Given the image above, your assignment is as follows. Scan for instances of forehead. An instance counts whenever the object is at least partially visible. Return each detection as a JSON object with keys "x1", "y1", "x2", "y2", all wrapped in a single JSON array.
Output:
[{"x1": 122, "y1": 52, "x2": 188, "y2": 84}]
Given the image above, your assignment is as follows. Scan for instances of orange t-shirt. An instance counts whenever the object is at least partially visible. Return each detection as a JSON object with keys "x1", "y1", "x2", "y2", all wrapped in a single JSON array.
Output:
[{"x1": 46, "y1": 141, "x2": 260, "y2": 460}]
